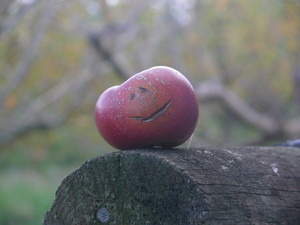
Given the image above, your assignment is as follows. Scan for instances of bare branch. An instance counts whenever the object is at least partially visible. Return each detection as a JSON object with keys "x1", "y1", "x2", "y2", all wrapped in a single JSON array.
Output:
[
  {"x1": 285, "y1": 118, "x2": 300, "y2": 136},
  {"x1": 0, "y1": 0, "x2": 12, "y2": 23},
  {"x1": 0, "y1": 1, "x2": 36, "y2": 39},
  {"x1": 0, "y1": 112, "x2": 66, "y2": 147},
  {"x1": 0, "y1": 49, "x2": 109, "y2": 148},
  {"x1": 88, "y1": 32, "x2": 130, "y2": 80},
  {"x1": 0, "y1": 0, "x2": 56, "y2": 104},
  {"x1": 88, "y1": 1, "x2": 154, "y2": 80},
  {"x1": 196, "y1": 80, "x2": 281, "y2": 135}
]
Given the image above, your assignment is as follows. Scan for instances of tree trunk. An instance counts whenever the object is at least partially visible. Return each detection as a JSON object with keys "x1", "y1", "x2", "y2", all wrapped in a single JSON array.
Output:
[{"x1": 43, "y1": 147, "x2": 300, "y2": 225}]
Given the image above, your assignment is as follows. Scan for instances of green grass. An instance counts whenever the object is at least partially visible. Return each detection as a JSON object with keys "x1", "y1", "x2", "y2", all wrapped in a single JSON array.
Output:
[
  {"x1": 0, "y1": 122, "x2": 115, "y2": 225},
  {"x1": 0, "y1": 168, "x2": 61, "y2": 225}
]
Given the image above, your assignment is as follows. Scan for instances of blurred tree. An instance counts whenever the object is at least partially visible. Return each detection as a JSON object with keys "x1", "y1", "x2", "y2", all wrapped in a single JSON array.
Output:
[{"x1": 0, "y1": 0, "x2": 300, "y2": 149}]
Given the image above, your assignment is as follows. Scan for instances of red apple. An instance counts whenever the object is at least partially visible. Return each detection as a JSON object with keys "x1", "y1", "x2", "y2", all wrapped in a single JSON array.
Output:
[{"x1": 94, "y1": 66, "x2": 199, "y2": 150}]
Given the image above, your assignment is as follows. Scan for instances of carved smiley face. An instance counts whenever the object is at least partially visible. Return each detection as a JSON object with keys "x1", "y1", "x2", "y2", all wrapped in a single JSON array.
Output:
[
  {"x1": 94, "y1": 66, "x2": 199, "y2": 150},
  {"x1": 128, "y1": 86, "x2": 173, "y2": 123}
]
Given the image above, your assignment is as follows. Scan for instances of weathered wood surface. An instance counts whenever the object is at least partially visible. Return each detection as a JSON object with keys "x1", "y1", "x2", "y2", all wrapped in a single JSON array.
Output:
[{"x1": 43, "y1": 147, "x2": 300, "y2": 225}]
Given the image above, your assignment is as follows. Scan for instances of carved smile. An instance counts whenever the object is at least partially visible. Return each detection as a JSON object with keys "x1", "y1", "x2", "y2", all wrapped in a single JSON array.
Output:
[{"x1": 129, "y1": 99, "x2": 172, "y2": 122}]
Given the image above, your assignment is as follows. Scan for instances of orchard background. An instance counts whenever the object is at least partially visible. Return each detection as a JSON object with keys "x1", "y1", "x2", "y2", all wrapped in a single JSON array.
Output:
[{"x1": 0, "y1": 0, "x2": 300, "y2": 224}]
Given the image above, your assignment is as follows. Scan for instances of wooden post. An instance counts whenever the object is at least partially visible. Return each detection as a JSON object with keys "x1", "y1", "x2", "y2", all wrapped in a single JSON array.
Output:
[{"x1": 43, "y1": 147, "x2": 300, "y2": 225}]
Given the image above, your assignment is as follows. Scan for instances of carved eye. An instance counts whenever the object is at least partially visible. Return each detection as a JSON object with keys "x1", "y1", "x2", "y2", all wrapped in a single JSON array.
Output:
[
  {"x1": 138, "y1": 86, "x2": 149, "y2": 93},
  {"x1": 130, "y1": 93, "x2": 136, "y2": 100}
]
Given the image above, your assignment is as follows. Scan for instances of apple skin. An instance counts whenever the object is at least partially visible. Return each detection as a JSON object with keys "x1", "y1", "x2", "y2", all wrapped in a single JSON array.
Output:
[{"x1": 94, "y1": 66, "x2": 199, "y2": 150}]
